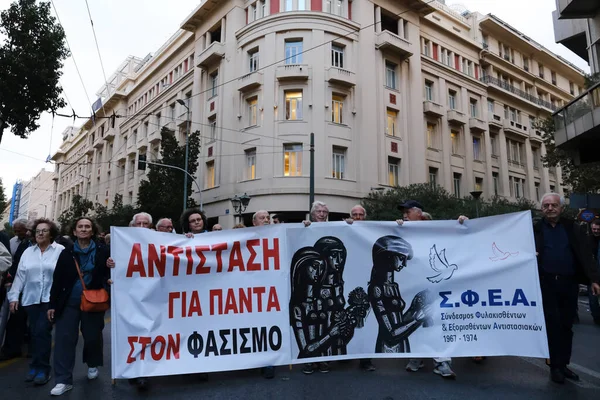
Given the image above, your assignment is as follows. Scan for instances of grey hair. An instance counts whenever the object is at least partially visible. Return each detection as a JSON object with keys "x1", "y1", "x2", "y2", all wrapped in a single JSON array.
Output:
[
  {"x1": 128, "y1": 220, "x2": 135, "y2": 227},
  {"x1": 252, "y1": 210, "x2": 269, "y2": 221},
  {"x1": 350, "y1": 204, "x2": 366, "y2": 216},
  {"x1": 12, "y1": 218, "x2": 29, "y2": 228},
  {"x1": 133, "y1": 212, "x2": 153, "y2": 225},
  {"x1": 156, "y1": 218, "x2": 172, "y2": 228},
  {"x1": 541, "y1": 192, "x2": 564, "y2": 206},
  {"x1": 310, "y1": 201, "x2": 328, "y2": 216}
]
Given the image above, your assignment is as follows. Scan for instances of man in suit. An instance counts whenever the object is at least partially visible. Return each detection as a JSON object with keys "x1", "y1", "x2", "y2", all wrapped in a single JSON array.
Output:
[{"x1": 534, "y1": 193, "x2": 600, "y2": 384}]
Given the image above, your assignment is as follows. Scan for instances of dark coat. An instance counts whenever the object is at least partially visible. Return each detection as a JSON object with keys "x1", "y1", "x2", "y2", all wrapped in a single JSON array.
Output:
[
  {"x1": 534, "y1": 217, "x2": 600, "y2": 284},
  {"x1": 49, "y1": 239, "x2": 110, "y2": 317}
]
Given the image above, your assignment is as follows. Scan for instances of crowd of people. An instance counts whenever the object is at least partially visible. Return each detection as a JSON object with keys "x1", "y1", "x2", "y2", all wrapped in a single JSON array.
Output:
[{"x1": 0, "y1": 192, "x2": 598, "y2": 396}]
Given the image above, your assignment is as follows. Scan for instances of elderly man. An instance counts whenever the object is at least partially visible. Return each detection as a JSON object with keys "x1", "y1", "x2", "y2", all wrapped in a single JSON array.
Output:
[
  {"x1": 131, "y1": 212, "x2": 152, "y2": 228},
  {"x1": 534, "y1": 193, "x2": 600, "y2": 384},
  {"x1": 211, "y1": 224, "x2": 223, "y2": 232},
  {"x1": 156, "y1": 218, "x2": 174, "y2": 233},
  {"x1": 10, "y1": 218, "x2": 29, "y2": 254},
  {"x1": 399, "y1": 200, "x2": 466, "y2": 379},
  {"x1": 303, "y1": 201, "x2": 329, "y2": 227},
  {"x1": 253, "y1": 210, "x2": 271, "y2": 226}
]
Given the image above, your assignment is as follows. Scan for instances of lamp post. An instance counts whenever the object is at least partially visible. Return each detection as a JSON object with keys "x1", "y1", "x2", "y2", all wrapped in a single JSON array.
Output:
[
  {"x1": 470, "y1": 190, "x2": 483, "y2": 218},
  {"x1": 177, "y1": 99, "x2": 191, "y2": 212},
  {"x1": 230, "y1": 193, "x2": 251, "y2": 224}
]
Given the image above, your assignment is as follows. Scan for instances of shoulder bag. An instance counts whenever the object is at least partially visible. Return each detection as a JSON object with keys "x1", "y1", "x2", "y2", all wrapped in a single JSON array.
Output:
[{"x1": 74, "y1": 258, "x2": 109, "y2": 312}]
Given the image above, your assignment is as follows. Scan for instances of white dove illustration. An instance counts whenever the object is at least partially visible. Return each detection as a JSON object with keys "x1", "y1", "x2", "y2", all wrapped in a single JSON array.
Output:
[
  {"x1": 489, "y1": 242, "x2": 519, "y2": 262},
  {"x1": 427, "y1": 245, "x2": 458, "y2": 283}
]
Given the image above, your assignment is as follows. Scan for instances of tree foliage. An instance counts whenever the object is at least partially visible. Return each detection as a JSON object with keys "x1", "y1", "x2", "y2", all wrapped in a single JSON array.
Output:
[
  {"x1": 94, "y1": 193, "x2": 137, "y2": 232},
  {"x1": 0, "y1": 178, "x2": 7, "y2": 214},
  {"x1": 536, "y1": 117, "x2": 600, "y2": 193},
  {"x1": 0, "y1": 0, "x2": 69, "y2": 143},
  {"x1": 57, "y1": 194, "x2": 94, "y2": 233},
  {"x1": 362, "y1": 184, "x2": 539, "y2": 221},
  {"x1": 137, "y1": 127, "x2": 201, "y2": 231}
]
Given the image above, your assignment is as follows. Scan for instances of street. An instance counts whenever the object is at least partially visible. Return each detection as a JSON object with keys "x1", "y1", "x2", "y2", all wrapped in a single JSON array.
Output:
[{"x1": 1, "y1": 300, "x2": 599, "y2": 400}]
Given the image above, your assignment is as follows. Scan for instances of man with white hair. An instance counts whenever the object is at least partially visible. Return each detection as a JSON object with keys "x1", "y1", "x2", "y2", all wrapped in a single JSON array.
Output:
[
  {"x1": 303, "y1": 201, "x2": 329, "y2": 227},
  {"x1": 253, "y1": 210, "x2": 271, "y2": 226},
  {"x1": 10, "y1": 218, "x2": 29, "y2": 254},
  {"x1": 131, "y1": 212, "x2": 152, "y2": 228},
  {"x1": 534, "y1": 193, "x2": 600, "y2": 384},
  {"x1": 155, "y1": 218, "x2": 174, "y2": 233}
]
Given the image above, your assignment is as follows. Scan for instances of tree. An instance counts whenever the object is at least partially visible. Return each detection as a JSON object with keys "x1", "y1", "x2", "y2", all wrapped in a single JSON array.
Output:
[
  {"x1": 94, "y1": 193, "x2": 137, "y2": 232},
  {"x1": 0, "y1": 0, "x2": 69, "y2": 143},
  {"x1": 362, "y1": 183, "x2": 539, "y2": 221},
  {"x1": 57, "y1": 194, "x2": 94, "y2": 233},
  {"x1": 536, "y1": 117, "x2": 600, "y2": 193},
  {"x1": 0, "y1": 178, "x2": 7, "y2": 214},
  {"x1": 137, "y1": 127, "x2": 201, "y2": 230}
]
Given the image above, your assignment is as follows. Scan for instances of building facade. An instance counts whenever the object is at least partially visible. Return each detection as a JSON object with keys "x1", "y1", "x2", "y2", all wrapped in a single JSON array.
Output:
[
  {"x1": 51, "y1": 0, "x2": 585, "y2": 226},
  {"x1": 17, "y1": 170, "x2": 54, "y2": 221},
  {"x1": 552, "y1": 0, "x2": 600, "y2": 165}
]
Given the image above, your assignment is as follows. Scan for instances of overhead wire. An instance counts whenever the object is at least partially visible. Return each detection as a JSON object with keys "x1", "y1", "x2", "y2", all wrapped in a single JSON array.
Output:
[{"x1": 83, "y1": 0, "x2": 110, "y2": 116}]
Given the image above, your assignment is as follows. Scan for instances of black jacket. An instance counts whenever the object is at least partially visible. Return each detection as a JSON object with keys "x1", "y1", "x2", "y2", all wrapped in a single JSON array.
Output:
[
  {"x1": 49, "y1": 239, "x2": 110, "y2": 317},
  {"x1": 534, "y1": 217, "x2": 600, "y2": 284}
]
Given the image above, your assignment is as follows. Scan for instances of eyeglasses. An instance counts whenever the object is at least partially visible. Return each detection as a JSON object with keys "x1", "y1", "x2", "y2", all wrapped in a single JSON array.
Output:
[
  {"x1": 542, "y1": 203, "x2": 560, "y2": 209},
  {"x1": 35, "y1": 229, "x2": 50, "y2": 235}
]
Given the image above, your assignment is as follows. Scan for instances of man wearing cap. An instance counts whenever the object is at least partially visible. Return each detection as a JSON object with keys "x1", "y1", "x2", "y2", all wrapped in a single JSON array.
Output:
[{"x1": 399, "y1": 200, "x2": 467, "y2": 379}]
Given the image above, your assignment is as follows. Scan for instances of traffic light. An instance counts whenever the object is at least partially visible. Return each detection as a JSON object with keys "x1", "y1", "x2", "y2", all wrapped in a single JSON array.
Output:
[{"x1": 138, "y1": 154, "x2": 147, "y2": 171}]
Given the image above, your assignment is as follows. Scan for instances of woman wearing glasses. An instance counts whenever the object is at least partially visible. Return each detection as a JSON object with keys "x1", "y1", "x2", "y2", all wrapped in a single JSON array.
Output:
[
  {"x1": 7, "y1": 218, "x2": 64, "y2": 386},
  {"x1": 47, "y1": 216, "x2": 110, "y2": 396},
  {"x1": 180, "y1": 208, "x2": 208, "y2": 236}
]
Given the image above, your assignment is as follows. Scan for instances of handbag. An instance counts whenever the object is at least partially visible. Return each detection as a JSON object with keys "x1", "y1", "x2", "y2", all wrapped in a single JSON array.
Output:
[{"x1": 74, "y1": 258, "x2": 109, "y2": 312}]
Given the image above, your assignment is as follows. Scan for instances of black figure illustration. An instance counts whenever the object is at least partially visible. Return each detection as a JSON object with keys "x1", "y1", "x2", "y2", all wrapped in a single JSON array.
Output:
[
  {"x1": 290, "y1": 239, "x2": 370, "y2": 359},
  {"x1": 368, "y1": 235, "x2": 434, "y2": 353}
]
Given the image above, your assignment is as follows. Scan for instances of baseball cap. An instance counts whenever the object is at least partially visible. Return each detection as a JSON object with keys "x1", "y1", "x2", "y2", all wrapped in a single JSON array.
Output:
[{"x1": 398, "y1": 200, "x2": 424, "y2": 211}]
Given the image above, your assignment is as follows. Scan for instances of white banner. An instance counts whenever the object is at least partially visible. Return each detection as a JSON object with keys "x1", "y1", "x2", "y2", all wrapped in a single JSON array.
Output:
[{"x1": 111, "y1": 211, "x2": 548, "y2": 379}]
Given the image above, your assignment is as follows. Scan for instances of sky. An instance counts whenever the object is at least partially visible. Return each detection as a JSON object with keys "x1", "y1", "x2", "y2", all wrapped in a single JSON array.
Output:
[{"x1": 0, "y1": 0, "x2": 590, "y2": 202}]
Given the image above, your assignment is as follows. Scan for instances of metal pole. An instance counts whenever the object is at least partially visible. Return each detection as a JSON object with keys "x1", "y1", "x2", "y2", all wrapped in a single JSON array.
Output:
[
  {"x1": 309, "y1": 132, "x2": 314, "y2": 212},
  {"x1": 475, "y1": 201, "x2": 479, "y2": 218},
  {"x1": 183, "y1": 106, "x2": 190, "y2": 213}
]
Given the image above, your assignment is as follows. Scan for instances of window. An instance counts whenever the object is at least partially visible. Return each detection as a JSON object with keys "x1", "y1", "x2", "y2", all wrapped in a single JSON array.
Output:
[
  {"x1": 249, "y1": 49, "x2": 259, "y2": 72},
  {"x1": 423, "y1": 39, "x2": 430, "y2": 57},
  {"x1": 441, "y1": 48, "x2": 450, "y2": 66},
  {"x1": 550, "y1": 184, "x2": 555, "y2": 193},
  {"x1": 475, "y1": 177, "x2": 483, "y2": 192},
  {"x1": 331, "y1": 44, "x2": 344, "y2": 68},
  {"x1": 332, "y1": 147, "x2": 346, "y2": 179},
  {"x1": 247, "y1": 97, "x2": 258, "y2": 126},
  {"x1": 298, "y1": 0, "x2": 306, "y2": 10},
  {"x1": 529, "y1": 116, "x2": 536, "y2": 130},
  {"x1": 245, "y1": 149, "x2": 256, "y2": 180},
  {"x1": 385, "y1": 61, "x2": 397, "y2": 89},
  {"x1": 490, "y1": 134, "x2": 498, "y2": 156},
  {"x1": 508, "y1": 140, "x2": 524, "y2": 166},
  {"x1": 429, "y1": 167, "x2": 438, "y2": 188},
  {"x1": 332, "y1": 95, "x2": 344, "y2": 124},
  {"x1": 535, "y1": 182, "x2": 540, "y2": 201},
  {"x1": 285, "y1": 0, "x2": 293, "y2": 11},
  {"x1": 284, "y1": 144, "x2": 302, "y2": 176},
  {"x1": 426, "y1": 123, "x2": 437, "y2": 149},
  {"x1": 285, "y1": 40, "x2": 303, "y2": 64},
  {"x1": 387, "y1": 109, "x2": 398, "y2": 137},
  {"x1": 448, "y1": 90, "x2": 457, "y2": 110},
  {"x1": 493, "y1": 172, "x2": 499, "y2": 196},
  {"x1": 451, "y1": 130, "x2": 461, "y2": 155},
  {"x1": 538, "y1": 63, "x2": 544, "y2": 79},
  {"x1": 169, "y1": 103, "x2": 176, "y2": 121},
  {"x1": 425, "y1": 81, "x2": 433, "y2": 101},
  {"x1": 473, "y1": 137, "x2": 482, "y2": 161},
  {"x1": 512, "y1": 177, "x2": 524, "y2": 198},
  {"x1": 206, "y1": 161, "x2": 215, "y2": 189},
  {"x1": 285, "y1": 91, "x2": 303, "y2": 120},
  {"x1": 469, "y1": 99, "x2": 478, "y2": 118},
  {"x1": 532, "y1": 148, "x2": 540, "y2": 169},
  {"x1": 569, "y1": 82, "x2": 574, "y2": 95},
  {"x1": 523, "y1": 57, "x2": 529, "y2": 72},
  {"x1": 210, "y1": 71, "x2": 218, "y2": 97},
  {"x1": 453, "y1": 173, "x2": 461, "y2": 197},
  {"x1": 388, "y1": 157, "x2": 400, "y2": 186},
  {"x1": 209, "y1": 117, "x2": 217, "y2": 140},
  {"x1": 325, "y1": 0, "x2": 343, "y2": 17},
  {"x1": 551, "y1": 71, "x2": 557, "y2": 85},
  {"x1": 487, "y1": 99, "x2": 495, "y2": 113},
  {"x1": 466, "y1": 61, "x2": 474, "y2": 77}
]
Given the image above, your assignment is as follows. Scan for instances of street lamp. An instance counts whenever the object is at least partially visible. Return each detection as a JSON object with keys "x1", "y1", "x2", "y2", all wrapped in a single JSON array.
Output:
[
  {"x1": 470, "y1": 190, "x2": 483, "y2": 218},
  {"x1": 177, "y1": 99, "x2": 191, "y2": 212},
  {"x1": 230, "y1": 193, "x2": 251, "y2": 222}
]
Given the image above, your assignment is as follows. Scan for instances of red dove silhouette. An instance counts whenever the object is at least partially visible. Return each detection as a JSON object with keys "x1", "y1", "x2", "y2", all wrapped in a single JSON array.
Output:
[{"x1": 489, "y1": 242, "x2": 519, "y2": 261}]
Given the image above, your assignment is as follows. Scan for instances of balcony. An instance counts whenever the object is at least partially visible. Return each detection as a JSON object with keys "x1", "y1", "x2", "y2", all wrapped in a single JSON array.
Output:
[
  {"x1": 375, "y1": 30, "x2": 413, "y2": 59},
  {"x1": 93, "y1": 134, "x2": 103, "y2": 149},
  {"x1": 469, "y1": 117, "x2": 487, "y2": 132},
  {"x1": 488, "y1": 112, "x2": 503, "y2": 128},
  {"x1": 148, "y1": 125, "x2": 160, "y2": 143},
  {"x1": 423, "y1": 101, "x2": 444, "y2": 117},
  {"x1": 481, "y1": 76, "x2": 557, "y2": 111},
  {"x1": 553, "y1": 82, "x2": 600, "y2": 165},
  {"x1": 276, "y1": 64, "x2": 309, "y2": 81},
  {"x1": 552, "y1": 9, "x2": 588, "y2": 62},
  {"x1": 238, "y1": 72, "x2": 263, "y2": 92},
  {"x1": 556, "y1": 0, "x2": 600, "y2": 18},
  {"x1": 447, "y1": 110, "x2": 467, "y2": 125},
  {"x1": 326, "y1": 67, "x2": 356, "y2": 87},
  {"x1": 197, "y1": 41, "x2": 225, "y2": 69},
  {"x1": 85, "y1": 142, "x2": 94, "y2": 155},
  {"x1": 503, "y1": 119, "x2": 529, "y2": 137},
  {"x1": 104, "y1": 127, "x2": 116, "y2": 141}
]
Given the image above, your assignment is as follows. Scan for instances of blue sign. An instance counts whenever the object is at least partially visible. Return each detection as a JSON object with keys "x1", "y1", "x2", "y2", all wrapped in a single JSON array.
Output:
[
  {"x1": 225, "y1": 209, "x2": 230, "y2": 215},
  {"x1": 580, "y1": 209, "x2": 595, "y2": 222}
]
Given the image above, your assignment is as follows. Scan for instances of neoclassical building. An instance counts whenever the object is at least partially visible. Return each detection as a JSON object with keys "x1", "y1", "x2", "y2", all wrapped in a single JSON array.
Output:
[{"x1": 51, "y1": 0, "x2": 585, "y2": 227}]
